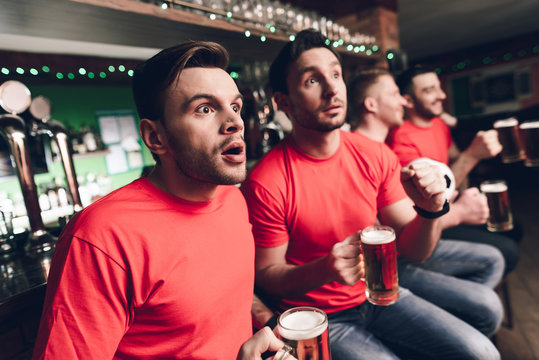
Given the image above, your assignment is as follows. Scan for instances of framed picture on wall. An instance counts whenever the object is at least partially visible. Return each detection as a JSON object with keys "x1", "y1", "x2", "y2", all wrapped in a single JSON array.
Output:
[{"x1": 96, "y1": 110, "x2": 143, "y2": 175}]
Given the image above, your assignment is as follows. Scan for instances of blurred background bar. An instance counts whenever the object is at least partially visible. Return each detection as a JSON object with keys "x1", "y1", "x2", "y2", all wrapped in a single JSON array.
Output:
[{"x1": 0, "y1": 0, "x2": 539, "y2": 358}]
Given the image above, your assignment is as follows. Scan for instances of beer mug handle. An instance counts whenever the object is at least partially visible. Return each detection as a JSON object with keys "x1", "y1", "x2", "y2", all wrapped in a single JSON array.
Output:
[{"x1": 272, "y1": 344, "x2": 294, "y2": 360}]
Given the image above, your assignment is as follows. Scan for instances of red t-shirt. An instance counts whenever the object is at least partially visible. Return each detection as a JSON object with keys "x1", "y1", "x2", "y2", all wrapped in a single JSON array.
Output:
[
  {"x1": 387, "y1": 117, "x2": 452, "y2": 166},
  {"x1": 241, "y1": 131, "x2": 406, "y2": 314},
  {"x1": 33, "y1": 177, "x2": 254, "y2": 360}
]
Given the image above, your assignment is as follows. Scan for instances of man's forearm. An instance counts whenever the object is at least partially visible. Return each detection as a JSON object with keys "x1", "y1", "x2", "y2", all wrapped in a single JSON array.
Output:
[
  {"x1": 396, "y1": 216, "x2": 443, "y2": 263},
  {"x1": 450, "y1": 152, "x2": 479, "y2": 188},
  {"x1": 255, "y1": 257, "x2": 333, "y2": 298}
]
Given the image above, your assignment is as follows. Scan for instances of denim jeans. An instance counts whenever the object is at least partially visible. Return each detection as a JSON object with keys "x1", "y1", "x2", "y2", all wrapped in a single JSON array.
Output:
[
  {"x1": 442, "y1": 224, "x2": 520, "y2": 275},
  {"x1": 398, "y1": 239, "x2": 504, "y2": 336},
  {"x1": 328, "y1": 288, "x2": 500, "y2": 360}
]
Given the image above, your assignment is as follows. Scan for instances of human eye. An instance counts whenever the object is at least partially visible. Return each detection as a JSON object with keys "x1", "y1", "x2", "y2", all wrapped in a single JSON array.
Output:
[
  {"x1": 304, "y1": 77, "x2": 319, "y2": 86},
  {"x1": 195, "y1": 105, "x2": 213, "y2": 114},
  {"x1": 231, "y1": 103, "x2": 241, "y2": 113}
]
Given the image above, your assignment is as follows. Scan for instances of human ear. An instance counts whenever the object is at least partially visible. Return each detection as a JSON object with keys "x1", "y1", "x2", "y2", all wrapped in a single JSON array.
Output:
[
  {"x1": 402, "y1": 94, "x2": 414, "y2": 109},
  {"x1": 139, "y1": 118, "x2": 168, "y2": 157},
  {"x1": 364, "y1": 96, "x2": 378, "y2": 112},
  {"x1": 273, "y1": 92, "x2": 292, "y2": 114}
]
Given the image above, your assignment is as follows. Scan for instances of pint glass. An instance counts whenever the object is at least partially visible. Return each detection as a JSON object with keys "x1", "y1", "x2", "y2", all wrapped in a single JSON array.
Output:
[
  {"x1": 519, "y1": 121, "x2": 539, "y2": 167},
  {"x1": 277, "y1": 307, "x2": 331, "y2": 360},
  {"x1": 493, "y1": 118, "x2": 525, "y2": 163},
  {"x1": 360, "y1": 225, "x2": 399, "y2": 306},
  {"x1": 480, "y1": 180, "x2": 514, "y2": 232}
]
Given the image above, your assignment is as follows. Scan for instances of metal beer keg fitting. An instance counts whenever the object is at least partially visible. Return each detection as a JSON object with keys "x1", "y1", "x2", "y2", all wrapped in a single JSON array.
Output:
[
  {"x1": 27, "y1": 95, "x2": 83, "y2": 212},
  {"x1": 0, "y1": 81, "x2": 56, "y2": 255}
]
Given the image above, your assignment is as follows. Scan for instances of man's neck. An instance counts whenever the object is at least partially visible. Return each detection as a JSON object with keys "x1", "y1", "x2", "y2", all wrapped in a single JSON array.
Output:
[
  {"x1": 354, "y1": 115, "x2": 389, "y2": 143},
  {"x1": 291, "y1": 127, "x2": 341, "y2": 158},
  {"x1": 407, "y1": 112, "x2": 434, "y2": 128},
  {"x1": 147, "y1": 163, "x2": 217, "y2": 202}
]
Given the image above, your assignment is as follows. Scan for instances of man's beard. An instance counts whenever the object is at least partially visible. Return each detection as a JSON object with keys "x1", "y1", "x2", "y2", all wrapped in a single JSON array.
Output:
[
  {"x1": 291, "y1": 108, "x2": 346, "y2": 132},
  {"x1": 414, "y1": 98, "x2": 443, "y2": 119},
  {"x1": 170, "y1": 138, "x2": 246, "y2": 186}
]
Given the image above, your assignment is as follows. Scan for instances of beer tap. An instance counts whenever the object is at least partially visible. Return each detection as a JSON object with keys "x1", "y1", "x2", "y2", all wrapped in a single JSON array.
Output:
[
  {"x1": 0, "y1": 81, "x2": 55, "y2": 254},
  {"x1": 27, "y1": 96, "x2": 83, "y2": 212}
]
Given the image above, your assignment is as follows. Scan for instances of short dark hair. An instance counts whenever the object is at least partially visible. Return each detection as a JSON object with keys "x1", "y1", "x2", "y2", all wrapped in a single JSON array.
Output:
[
  {"x1": 133, "y1": 41, "x2": 229, "y2": 121},
  {"x1": 132, "y1": 41, "x2": 229, "y2": 161},
  {"x1": 395, "y1": 64, "x2": 434, "y2": 96},
  {"x1": 347, "y1": 68, "x2": 392, "y2": 128},
  {"x1": 269, "y1": 29, "x2": 341, "y2": 94}
]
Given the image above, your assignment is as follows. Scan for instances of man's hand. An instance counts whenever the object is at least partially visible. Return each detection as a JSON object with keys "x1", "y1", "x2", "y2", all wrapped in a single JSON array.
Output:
[
  {"x1": 451, "y1": 187, "x2": 489, "y2": 225},
  {"x1": 236, "y1": 327, "x2": 295, "y2": 360},
  {"x1": 324, "y1": 233, "x2": 365, "y2": 286},
  {"x1": 464, "y1": 130, "x2": 502, "y2": 160},
  {"x1": 401, "y1": 161, "x2": 446, "y2": 212}
]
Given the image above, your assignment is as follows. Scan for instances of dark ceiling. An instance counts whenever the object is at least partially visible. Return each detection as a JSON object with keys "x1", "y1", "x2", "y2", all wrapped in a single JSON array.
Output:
[
  {"x1": 397, "y1": 0, "x2": 539, "y2": 62},
  {"x1": 1, "y1": 0, "x2": 539, "y2": 64}
]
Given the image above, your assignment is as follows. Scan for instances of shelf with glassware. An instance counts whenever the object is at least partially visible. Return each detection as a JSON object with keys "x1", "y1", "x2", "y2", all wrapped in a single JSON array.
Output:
[{"x1": 70, "y1": 0, "x2": 383, "y2": 62}]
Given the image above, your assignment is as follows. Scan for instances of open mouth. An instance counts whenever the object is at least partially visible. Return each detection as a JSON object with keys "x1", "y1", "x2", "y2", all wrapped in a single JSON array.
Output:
[
  {"x1": 222, "y1": 146, "x2": 242, "y2": 155},
  {"x1": 221, "y1": 141, "x2": 246, "y2": 163}
]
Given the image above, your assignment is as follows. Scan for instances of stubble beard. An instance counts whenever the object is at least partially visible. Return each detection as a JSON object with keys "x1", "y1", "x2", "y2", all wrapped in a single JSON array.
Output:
[
  {"x1": 170, "y1": 140, "x2": 247, "y2": 186},
  {"x1": 291, "y1": 107, "x2": 346, "y2": 133},
  {"x1": 414, "y1": 97, "x2": 444, "y2": 120}
]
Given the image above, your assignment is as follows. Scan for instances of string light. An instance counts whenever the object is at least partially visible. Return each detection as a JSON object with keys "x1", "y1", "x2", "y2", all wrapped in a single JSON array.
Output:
[{"x1": 0, "y1": 64, "x2": 136, "y2": 81}]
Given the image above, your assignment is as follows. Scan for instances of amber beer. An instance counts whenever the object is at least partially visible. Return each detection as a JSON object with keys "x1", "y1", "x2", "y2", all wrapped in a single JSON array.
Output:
[
  {"x1": 277, "y1": 307, "x2": 331, "y2": 360},
  {"x1": 360, "y1": 225, "x2": 398, "y2": 306},
  {"x1": 480, "y1": 180, "x2": 514, "y2": 232},
  {"x1": 519, "y1": 121, "x2": 539, "y2": 167},
  {"x1": 493, "y1": 118, "x2": 524, "y2": 163}
]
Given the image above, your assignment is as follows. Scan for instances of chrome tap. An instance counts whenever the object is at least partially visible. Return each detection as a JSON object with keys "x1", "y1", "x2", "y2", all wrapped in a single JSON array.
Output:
[{"x1": 0, "y1": 81, "x2": 55, "y2": 254}]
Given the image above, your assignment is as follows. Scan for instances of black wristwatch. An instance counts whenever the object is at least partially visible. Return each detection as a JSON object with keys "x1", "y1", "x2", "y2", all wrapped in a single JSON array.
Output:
[{"x1": 413, "y1": 200, "x2": 450, "y2": 219}]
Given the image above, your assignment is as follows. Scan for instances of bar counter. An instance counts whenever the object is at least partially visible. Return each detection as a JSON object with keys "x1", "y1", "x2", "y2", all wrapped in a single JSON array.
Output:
[{"x1": 0, "y1": 230, "x2": 57, "y2": 360}]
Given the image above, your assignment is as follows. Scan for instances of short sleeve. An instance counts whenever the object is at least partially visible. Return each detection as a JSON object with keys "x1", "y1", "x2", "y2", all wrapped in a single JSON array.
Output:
[
  {"x1": 376, "y1": 145, "x2": 408, "y2": 209},
  {"x1": 241, "y1": 179, "x2": 290, "y2": 247},
  {"x1": 33, "y1": 236, "x2": 130, "y2": 359}
]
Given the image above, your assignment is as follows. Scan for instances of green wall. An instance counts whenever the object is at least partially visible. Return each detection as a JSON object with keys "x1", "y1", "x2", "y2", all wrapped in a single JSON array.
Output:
[{"x1": 0, "y1": 84, "x2": 154, "y2": 200}]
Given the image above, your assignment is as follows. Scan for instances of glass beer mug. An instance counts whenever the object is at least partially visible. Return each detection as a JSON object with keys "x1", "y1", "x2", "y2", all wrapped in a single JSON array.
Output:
[
  {"x1": 360, "y1": 225, "x2": 399, "y2": 306},
  {"x1": 276, "y1": 307, "x2": 332, "y2": 360},
  {"x1": 480, "y1": 179, "x2": 514, "y2": 232}
]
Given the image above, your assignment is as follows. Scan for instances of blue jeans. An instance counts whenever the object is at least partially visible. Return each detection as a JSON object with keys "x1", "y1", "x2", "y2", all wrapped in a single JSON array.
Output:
[
  {"x1": 442, "y1": 224, "x2": 520, "y2": 275},
  {"x1": 328, "y1": 288, "x2": 500, "y2": 360},
  {"x1": 398, "y1": 239, "x2": 504, "y2": 336}
]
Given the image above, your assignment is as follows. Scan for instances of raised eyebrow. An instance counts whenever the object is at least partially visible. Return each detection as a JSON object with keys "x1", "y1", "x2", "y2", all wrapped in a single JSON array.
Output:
[
  {"x1": 299, "y1": 61, "x2": 342, "y2": 76},
  {"x1": 182, "y1": 93, "x2": 243, "y2": 110},
  {"x1": 233, "y1": 93, "x2": 244, "y2": 104},
  {"x1": 421, "y1": 85, "x2": 437, "y2": 92},
  {"x1": 182, "y1": 94, "x2": 216, "y2": 111}
]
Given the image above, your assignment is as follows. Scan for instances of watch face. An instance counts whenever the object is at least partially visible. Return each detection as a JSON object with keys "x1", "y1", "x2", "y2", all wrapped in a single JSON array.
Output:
[
  {"x1": 0, "y1": 80, "x2": 32, "y2": 114},
  {"x1": 407, "y1": 157, "x2": 455, "y2": 201}
]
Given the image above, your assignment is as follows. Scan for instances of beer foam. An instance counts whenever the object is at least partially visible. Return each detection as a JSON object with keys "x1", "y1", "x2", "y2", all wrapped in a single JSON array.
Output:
[
  {"x1": 519, "y1": 121, "x2": 539, "y2": 130},
  {"x1": 480, "y1": 182, "x2": 507, "y2": 193},
  {"x1": 494, "y1": 118, "x2": 518, "y2": 128},
  {"x1": 279, "y1": 310, "x2": 327, "y2": 340},
  {"x1": 361, "y1": 229, "x2": 395, "y2": 245}
]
